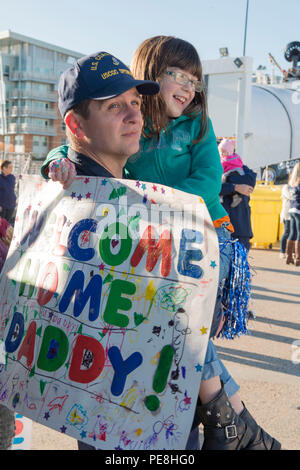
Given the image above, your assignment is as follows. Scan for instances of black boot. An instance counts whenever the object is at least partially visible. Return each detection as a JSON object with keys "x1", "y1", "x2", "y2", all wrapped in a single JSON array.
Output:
[
  {"x1": 239, "y1": 406, "x2": 281, "y2": 450},
  {"x1": 196, "y1": 387, "x2": 253, "y2": 450}
]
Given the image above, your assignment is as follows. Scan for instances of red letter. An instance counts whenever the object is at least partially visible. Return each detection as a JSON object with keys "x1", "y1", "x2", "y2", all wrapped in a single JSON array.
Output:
[
  {"x1": 52, "y1": 214, "x2": 67, "y2": 256},
  {"x1": 130, "y1": 225, "x2": 172, "y2": 277},
  {"x1": 17, "y1": 321, "x2": 37, "y2": 367},
  {"x1": 69, "y1": 335, "x2": 105, "y2": 384},
  {"x1": 37, "y1": 262, "x2": 58, "y2": 306}
]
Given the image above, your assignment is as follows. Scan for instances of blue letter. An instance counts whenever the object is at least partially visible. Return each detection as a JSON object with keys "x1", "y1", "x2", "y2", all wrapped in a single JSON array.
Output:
[
  {"x1": 67, "y1": 218, "x2": 97, "y2": 261},
  {"x1": 177, "y1": 228, "x2": 203, "y2": 278},
  {"x1": 108, "y1": 346, "x2": 143, "y2": 396},
  {"x1": 5, "y1": 312, "x2": 25, "y2": 353},
  {"x1": 59, "y1": 270, "x2": 102, "y2": 321}
]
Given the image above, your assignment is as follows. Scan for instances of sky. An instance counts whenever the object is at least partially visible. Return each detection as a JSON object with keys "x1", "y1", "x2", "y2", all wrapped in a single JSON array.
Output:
[{"x1": 0, "y1": 0, "x2": 299, "y2": 74}]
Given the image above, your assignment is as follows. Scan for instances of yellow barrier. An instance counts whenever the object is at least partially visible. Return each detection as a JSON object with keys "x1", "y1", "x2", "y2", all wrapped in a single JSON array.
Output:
[{"x1": 249, "y1": 183, "x2": 283, "y2": 249}]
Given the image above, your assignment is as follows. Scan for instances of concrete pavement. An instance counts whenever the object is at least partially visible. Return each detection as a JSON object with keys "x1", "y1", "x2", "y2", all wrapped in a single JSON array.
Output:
[{"x1": 29, "y1": 248, "x2": 300, "y2": 450}]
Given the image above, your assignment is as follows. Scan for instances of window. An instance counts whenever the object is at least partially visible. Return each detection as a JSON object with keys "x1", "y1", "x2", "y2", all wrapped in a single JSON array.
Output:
[{"x1": 15, "y1": 135, "x2": 24, "y2": 145}]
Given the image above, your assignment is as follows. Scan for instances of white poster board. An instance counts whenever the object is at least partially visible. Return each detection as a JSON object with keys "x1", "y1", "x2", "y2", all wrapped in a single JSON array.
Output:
[{"x1": 0, "y1": 175, "x2": 219, "y2": 450}]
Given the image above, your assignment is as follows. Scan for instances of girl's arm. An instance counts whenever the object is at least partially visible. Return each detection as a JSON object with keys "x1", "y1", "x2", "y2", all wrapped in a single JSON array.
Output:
[
  {"x1": 40, "y1": 145, "x2": 76, "y2": 189},
  {"x1": 174, "y1": 118, "x2": 223, "y2": 208},
  {"x1": 40, "y1": 145, "x2": 69, "y2": 178}
]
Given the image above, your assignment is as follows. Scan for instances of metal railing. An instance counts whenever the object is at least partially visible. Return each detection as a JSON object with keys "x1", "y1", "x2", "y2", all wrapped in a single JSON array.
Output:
[
  {"x1": 7, "y1": 123, "x2": 57, "y2": 136},
  {"x1": 9, "y1": 89, "x2": 57, "y2": 101},
  {"x1": 9, "y1": 106, "x2": 57, "y2": 119},
  {"x1": 9, "y1": 71, "x2": 57, "y2": 84}
]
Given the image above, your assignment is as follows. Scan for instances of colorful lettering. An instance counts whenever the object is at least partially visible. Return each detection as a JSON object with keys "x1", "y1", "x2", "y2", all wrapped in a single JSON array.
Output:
[
  {"x1": 103, "y1": 279, "x2": 136, "y2": 328},
  {"x1": 130, "y1": 225, "x2": 172, "y2": 277},
  {"x1": 177, "y1": 229, "x2": 204, "y2": 278},
  {"x1": 17, "y1": 321, "x2": 37, "y2": 367},
  {"x1": 68, "y1": 335, "x2": 105, "y2": 384},
  {"x1": 67, "y1": 218, "x2": 97, "y2": 261},
  {"x1": 52, "y1": 214, "x2": 67, "y2": 256},
  {"x1": 37, "y1": 262, "x2": 59, "y2": 306},
  {"x1": 37, "y1": 325, "x2": 69, "y2": 372},
  {"x1": 108, "y1": 346, "x2": 143, "y2": 396},
  {"x1": 59, "y1": 270, "x2": 102, "y2": 322},
  {"x1": 5, "y1": 312, "x2": 25, "y2": 353},
  {"x1": 99, "y1": 222, "x2": 132, "y2": 266},
  {"x1": 19, "y1": 258, "x2": 40, "y2": 298}
]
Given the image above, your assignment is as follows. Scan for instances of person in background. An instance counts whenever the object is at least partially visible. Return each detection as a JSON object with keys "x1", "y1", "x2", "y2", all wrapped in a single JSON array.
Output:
[
  {"x1": 219, "y1": 142, "x2": 256, "y2": 252},
  {"x1": 0, "y1": 161, "x2": 16, "y2": 225},
  {"x1": 219, "y1": 139, "x2": 245, "y2": 208},
  {"x1": 286, "y1": 162, "x2": 300, "y2": 266},
  {"x1": 280, "y1": 177, "x2": 292, "y2": 259}
]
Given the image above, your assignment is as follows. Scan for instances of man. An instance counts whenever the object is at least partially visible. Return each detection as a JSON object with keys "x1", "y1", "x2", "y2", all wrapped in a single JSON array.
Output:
[{"x1": 44, "y1": 51, "x2": 200, "y2": 451}]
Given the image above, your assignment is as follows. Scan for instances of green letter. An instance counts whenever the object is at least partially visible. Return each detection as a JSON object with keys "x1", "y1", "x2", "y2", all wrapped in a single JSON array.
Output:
[
  {"x1": 37, "y1": 325, "x2": 69, "y2": 372},
  {"x1": 103, "y1": 279, "x2": 136, "y2": 328},
  {"x1": 99, "y1": 222, "x2": 132, "y2": 266}
]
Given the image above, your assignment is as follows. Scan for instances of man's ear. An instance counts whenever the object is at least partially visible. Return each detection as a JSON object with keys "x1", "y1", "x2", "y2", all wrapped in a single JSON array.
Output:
[{"x1": 65, "y1": 111, "x2": 85, "y2": 139}]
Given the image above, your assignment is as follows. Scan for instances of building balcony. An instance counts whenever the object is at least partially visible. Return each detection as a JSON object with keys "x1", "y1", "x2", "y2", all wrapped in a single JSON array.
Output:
[
  {"x1": 7, "y1": 122, "x2": 57, "y2": 136},
  {"x1": 9, "y1": 89, "x2": 57, "y2": 102},
  {"x1": 9, "y1": 71, "x2": 58, "y2": 84},
  {"x1": 9, "y1": 106, "x2": 58, "y2": 119}
]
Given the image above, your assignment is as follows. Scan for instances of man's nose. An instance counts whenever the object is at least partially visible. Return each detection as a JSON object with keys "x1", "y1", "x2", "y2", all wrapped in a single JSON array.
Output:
[{"x1": 124, "y1": 105, "x2": 142, "y2": 123}]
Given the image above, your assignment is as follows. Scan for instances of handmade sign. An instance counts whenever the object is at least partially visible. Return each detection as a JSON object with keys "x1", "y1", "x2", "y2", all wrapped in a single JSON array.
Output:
[{"x1": 0, "y1": 175, "x2": 219, "y2": 450}]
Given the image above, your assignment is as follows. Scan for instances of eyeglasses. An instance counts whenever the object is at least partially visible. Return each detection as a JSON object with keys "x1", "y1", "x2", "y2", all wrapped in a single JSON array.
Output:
[{"x1": 164, "y1": 70, "x2": 204, "y2": 92}]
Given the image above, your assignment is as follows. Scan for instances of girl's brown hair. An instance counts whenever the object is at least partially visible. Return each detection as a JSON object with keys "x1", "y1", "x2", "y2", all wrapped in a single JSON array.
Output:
[{"x1": 131, "y1": 35, "x2": 208, "y2": 142}]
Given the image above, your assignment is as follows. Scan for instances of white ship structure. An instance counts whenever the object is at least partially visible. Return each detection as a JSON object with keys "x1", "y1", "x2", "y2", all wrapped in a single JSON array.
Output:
[{"x1": 203, "y1": 41, "x2": 300, "y2": 182}]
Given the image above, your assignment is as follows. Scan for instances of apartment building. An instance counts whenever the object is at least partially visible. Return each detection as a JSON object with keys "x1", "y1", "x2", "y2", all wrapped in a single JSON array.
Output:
[{"x1": 0, "y1": 30, "x2": 83, "y2": 158}]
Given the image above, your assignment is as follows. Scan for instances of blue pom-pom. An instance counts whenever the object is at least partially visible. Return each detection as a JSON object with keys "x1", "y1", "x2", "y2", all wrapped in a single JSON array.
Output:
[{"x1": 218, "y1": 239, "x2": 252, "y2": 339}]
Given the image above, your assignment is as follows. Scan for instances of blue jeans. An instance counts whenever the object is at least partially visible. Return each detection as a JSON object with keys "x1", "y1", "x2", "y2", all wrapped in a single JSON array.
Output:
[
  {"x1": 280, "y1": 219, "x2": 290, "y2": 253},
  {"x1": 288, "y1": 212, "x2": 300, "y2": 241}
]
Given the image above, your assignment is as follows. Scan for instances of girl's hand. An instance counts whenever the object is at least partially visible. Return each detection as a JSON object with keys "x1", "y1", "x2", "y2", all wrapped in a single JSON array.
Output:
[{"x1": 48, "y1": 158, "x2": 77, "y2": 189}]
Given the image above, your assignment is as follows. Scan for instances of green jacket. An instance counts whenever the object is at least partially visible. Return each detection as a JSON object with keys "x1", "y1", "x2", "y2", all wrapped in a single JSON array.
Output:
[
  {"x1": 41, "y1": 114, "x2": 226, "y2": 222},
  {"x1": 126, "y1": 114, "x2": 226, "y2": 222}
]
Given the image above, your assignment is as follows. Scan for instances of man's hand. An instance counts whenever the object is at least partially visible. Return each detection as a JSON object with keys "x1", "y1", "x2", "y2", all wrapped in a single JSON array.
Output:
[
  {"x1": 234, "y1": 184, "x2": 253, "y2": 197},
  {"x1": 48, "y1": 158, "x2": 77, "y2": 189}
]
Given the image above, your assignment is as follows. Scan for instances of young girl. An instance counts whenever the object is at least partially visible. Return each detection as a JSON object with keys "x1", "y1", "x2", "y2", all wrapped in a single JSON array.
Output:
[
  {"x1": 41, "y1": 36, "x2": 280, "y2": 450},
  {"x1": 286, "y1": 161, "x2": 300, "y2": 265}
]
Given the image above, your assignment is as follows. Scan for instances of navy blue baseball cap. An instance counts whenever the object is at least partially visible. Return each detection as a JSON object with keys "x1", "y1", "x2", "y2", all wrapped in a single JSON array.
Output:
[{"x1": 58, "y1": 51, "x2": 159, "y2": 117}]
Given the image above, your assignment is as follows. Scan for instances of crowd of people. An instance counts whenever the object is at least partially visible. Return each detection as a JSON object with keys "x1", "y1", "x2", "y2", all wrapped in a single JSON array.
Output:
[{"x1": 0, "y1": 36, "x2": 285, "y2": 451}]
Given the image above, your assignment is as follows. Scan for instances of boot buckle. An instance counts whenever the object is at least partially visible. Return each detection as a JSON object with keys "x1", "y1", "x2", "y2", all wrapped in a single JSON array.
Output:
[{"x1": 225, "y1": 424, "x2": 237, "y2": 439}]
